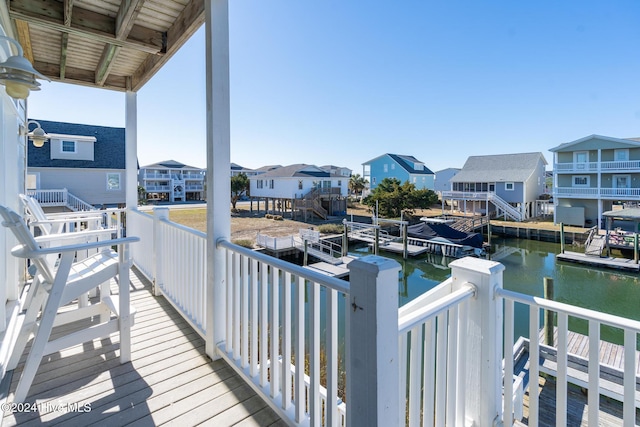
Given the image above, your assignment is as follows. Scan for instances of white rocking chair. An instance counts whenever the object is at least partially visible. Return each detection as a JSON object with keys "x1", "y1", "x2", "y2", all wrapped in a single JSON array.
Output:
[
  {"x1": 19, "y1": 194, "x2": 106, "y2": 236},
  {"x1": 0, "y1": 205, "x2": 139, "y2": 403}
]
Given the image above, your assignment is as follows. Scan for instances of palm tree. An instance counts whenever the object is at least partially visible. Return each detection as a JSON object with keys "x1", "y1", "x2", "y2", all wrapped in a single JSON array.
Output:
[{"x1": 349, "y1": 174, "x2": 368, "y2": 196}]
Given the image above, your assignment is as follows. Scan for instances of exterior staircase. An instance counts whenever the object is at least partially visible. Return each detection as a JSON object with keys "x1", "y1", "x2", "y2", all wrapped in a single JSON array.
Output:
[
  {"x1": 584, "y1": 227, "x2": 605, "y2": 257},
  {"x1": 294, "y1": 188, "x2": 328, "y2": 219},
  {"x1": 487, "y1": 193, "x2": 523, "y2": 222}
]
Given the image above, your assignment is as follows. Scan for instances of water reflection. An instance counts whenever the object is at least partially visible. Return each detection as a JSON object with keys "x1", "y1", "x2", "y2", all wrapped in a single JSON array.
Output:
[{"x1": 350, "y1": 237, "x2": 640, "y2": 345}]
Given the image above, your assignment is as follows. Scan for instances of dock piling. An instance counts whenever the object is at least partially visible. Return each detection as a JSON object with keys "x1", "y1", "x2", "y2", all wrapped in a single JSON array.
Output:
[
  {"x1": 560, "y1": 223, "x2": 565, "y2": 254},
  {"x1": 544, "y1": 277, "x2": 554, "y2": 346}
]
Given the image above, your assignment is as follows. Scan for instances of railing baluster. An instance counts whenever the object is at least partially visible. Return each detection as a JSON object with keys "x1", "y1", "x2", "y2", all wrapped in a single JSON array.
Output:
[
  {"x1": 270, "y1": 267, "x2": 280, "y2": 399},
  {"x1": 242, "y1": 254, "x2": 249, "y2": 368},
  {"x1": 455, "y1": 301, "x2": 467, "y2": 425},
  {"x1": 446, "y1": 306, "x2": 458, "y2": 425},
  {"x1": 556, "y1": 312, "x2": 568, "y2": 427},
  {"x1": 294, "y1": 276, "x2": 305, "y2": 423},
  {"x1": 503, "y1": 299, "x2": 514, "y2": 426},
  {"x1": 435, "y1": 312, "x2": 447, "y2": 427},
  {"x1": 310, "y1": 281, "x2": 321, "y2": 426},
  {"x1": 326, "y1": 288, "x2": 338, "y2": 427},
  {"x1": 281, "y1": 271, "x2": 292, "y2": 410},
  {"x1": 422, "y1": 319, "x2": 436, "y2": 427},
  {"x1": 588, "y1": 320, "x2": 600, "y2": 426},
  {"x1": 226, "y1": 248, "x2": 233, "y2": 353},
  {"x1": 528, "y1": 305, "x2": 539, "y2": 427},
  {"x1": 250, "y1": 259, "x2": 259, "y2": 377},
  {"x1": 399, "y1": 331, "x2": 408, "y2": 424},
  {"x1": 408, "y1": 326, "x2": 421, "y2": 427},
  {"x1": 260, "y1": 261, "x2": 268, "y2": 387},
  {"x1": 623, "y1": 329, "x2": 636, "y2": 427},
  {"x1": 233, "y1": 252, "x2": 241, "y2": 361}
]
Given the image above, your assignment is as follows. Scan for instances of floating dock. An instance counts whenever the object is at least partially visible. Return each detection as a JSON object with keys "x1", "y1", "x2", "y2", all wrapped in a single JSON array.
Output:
[
  {"x1": 556, "y1": 251, "x2": 640, "y2": 271},
  {"x1": 304, "y1": 256, "x2": 355, "y2": 278}
]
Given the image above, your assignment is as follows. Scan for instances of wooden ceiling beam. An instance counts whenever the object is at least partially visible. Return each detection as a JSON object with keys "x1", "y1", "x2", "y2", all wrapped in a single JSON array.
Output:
[
  {"x1": 95, "y1": 0, "x2": 145, "y2": 86},
  {"x1": 14, "y1": 19, "x2": 33, "y2": 63},
  {"x1": 131, "y1": 0, "x2": 204, "y2": 90},
  {"x1": 59, "y1": 0, "x2": 74, "y2": 79},
  {"x1": 9, "y1": 0, "x2": 164, "y2": 54}
]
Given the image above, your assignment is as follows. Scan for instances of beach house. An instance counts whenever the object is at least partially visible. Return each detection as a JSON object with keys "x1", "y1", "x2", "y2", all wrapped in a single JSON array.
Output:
[
  {"x1": 362, "y1": 153, "x2": 434, "y2": 191},
  {"x1": 550, "y1": 134, "x2": 640, "y2": 228},
  {"x1": 138, "y1": 160, "x2": 205, "y2": 202},
  {"x1": 444, "y1": 152, "x2": 547, "y2": 221}
]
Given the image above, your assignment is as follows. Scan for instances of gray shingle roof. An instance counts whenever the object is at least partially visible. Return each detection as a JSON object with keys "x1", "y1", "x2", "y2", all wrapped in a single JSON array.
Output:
[
  {"x1": 27, "y1": 119, "x2": 126, "y2": 169},
  {"x1": 451, "y1": 152, "x2": 546, "y2": 183},
  {"x1": 251, "y1": 164, "x2": 340, "y2": 179},
  {"x1": 141, "y1": 160, "x2": 203, "y2": 170}
]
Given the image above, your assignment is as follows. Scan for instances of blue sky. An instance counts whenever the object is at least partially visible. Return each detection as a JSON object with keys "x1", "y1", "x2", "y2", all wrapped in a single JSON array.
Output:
[{"x1": 28, "y1": 1, "x2": 640, "y2": 176}]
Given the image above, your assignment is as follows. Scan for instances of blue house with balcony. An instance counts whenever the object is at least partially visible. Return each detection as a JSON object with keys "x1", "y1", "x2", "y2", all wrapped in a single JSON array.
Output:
[{"x1": 362, "y1": 153, "x2": 434, "y2": 191}]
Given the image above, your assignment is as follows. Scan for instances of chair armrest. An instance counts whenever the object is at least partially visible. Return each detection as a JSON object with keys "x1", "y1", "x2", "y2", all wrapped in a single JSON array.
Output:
[
  {"x1": 32, "y1": 216, "x2": 104, "y2": 226},
  {"x1": 34, "y1": 229, "x2": 116, "y2": 244},
  {"x1": 43, "y1": 211, "x2": 105, "y2": 220},
  {"x1": 11, "y1": 236, "x2": 140, "y2": 258}
]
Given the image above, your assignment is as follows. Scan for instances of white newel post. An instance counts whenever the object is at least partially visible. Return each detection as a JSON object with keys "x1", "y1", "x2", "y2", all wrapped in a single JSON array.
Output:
[
  {"x1": 153, "y1": 207, "x2": 168, "y2": 296},
  {"x1": 449, "y1": 257, "x2": 505, "y2": 426},
  {"x1": 347, "y1": 255, "x2": 400, "y2": 427},
  {"x1": 205, "y1": 0, "x2": 231, "y2": 360}
]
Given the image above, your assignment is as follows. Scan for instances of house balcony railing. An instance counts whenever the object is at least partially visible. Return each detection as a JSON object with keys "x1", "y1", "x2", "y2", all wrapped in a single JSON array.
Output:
[
  {"x1": 555, "y1": 160, "x2": 640, "y2": 173},
  {"x1": 126, "y1": 207, "x2": 640, "y2": 426},
  {"x1": 185, "y1": 185, "x2": 204, "y2": 191},
  {"x1": 555, "y1": 187, "x2": 640, "y2": 198},
  {"x1": 144, "y1": 185, "x2": 171, "y2": 192},
  {"x1": 142, "y1": 172, "x2": 170, "y2": 179}
]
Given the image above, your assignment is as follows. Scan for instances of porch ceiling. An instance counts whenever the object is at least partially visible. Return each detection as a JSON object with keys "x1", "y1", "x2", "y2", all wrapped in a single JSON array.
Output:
[{"x1": 6, "y1": 0, "x2": 205, "y2": 92}]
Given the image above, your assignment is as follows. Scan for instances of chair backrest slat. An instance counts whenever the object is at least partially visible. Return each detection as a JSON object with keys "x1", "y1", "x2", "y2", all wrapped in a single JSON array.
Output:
[{"x1": 0, "y1": 205, "x2": 56, "y2": 283}]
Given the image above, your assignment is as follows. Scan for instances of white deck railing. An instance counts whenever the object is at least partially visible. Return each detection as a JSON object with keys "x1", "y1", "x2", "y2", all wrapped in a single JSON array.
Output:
[
  {"x1": 498, "y1": 288, "x2": 640, "y2": 427},
  {"x1": 128, "y1": 207, "x2": 640, "y2": 427},
  {"x1": 217, "y1": 239, "x2": 349, "y2": 427},
  {"x1": 556, "y1": 187, "x2": 640, "y2": 198}
]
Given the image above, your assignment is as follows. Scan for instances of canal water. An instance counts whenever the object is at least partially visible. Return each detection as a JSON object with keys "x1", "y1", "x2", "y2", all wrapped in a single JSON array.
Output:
[{"x1": 350, "y1": 237, "x2": 640, "y2": 346}]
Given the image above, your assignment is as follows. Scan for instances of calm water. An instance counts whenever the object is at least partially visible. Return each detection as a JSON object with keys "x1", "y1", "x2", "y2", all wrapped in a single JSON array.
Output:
[{"x1": 350, "y1": 237, "x2": 640, "y2": 345}]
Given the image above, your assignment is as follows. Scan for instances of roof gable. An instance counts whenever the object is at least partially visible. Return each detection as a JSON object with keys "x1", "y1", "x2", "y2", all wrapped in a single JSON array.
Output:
[
  {"x1": 27, "y1": 119, "x2": 126, "y2": 170},
  {"x1": 549, "y1": 135, "x2": 640, "y2": 152},
  {"x1": 363, "y1": 153, "x2": 434, "y2": 175},
  {"x1": 451, "y1": 152, "x2": 546, "y2": 183},
  {"x1": 250, "y1": 164, "x2": 335, "y2": 179}
]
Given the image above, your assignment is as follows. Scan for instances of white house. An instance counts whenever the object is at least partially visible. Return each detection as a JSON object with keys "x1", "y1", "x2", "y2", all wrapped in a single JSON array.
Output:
[
  {"x1": 249, "y1": 164, "x2": 349, "y2": 218},
  {"x1": 138, "y1": 160, "x2": 205, "y2": 202}
]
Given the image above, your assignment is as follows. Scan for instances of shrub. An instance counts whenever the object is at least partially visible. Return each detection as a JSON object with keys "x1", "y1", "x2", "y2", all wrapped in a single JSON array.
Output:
[
  {"x1": 318, "y1": 224, "x2": 343, "y2": 234},
  {"x1": 233, "y1": 239, "x2": 254, "y2": 249}
]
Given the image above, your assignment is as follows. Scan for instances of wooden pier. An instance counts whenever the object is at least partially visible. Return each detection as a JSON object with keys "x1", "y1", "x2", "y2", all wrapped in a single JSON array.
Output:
[{"x1": 557, "y1": 251, "x2": 640, "y2": 271}]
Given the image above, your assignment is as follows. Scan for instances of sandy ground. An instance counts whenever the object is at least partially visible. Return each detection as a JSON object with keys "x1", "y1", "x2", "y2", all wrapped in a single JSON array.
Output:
[{"x1": 166, "y1": 203, "x2": 587, "y2": 247}]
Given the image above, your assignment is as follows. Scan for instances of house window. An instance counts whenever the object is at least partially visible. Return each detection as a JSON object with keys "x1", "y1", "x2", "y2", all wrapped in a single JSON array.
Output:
[
  {"x1": 269, "y1": 180, "x2": 274, "y2": 189},
  {"x1": 489, "y1": 183, "x2": 495, "y2": 191},
  {"x1": 412, "y1": 177, "x2": 417, "y2": 183},
  {"x1": 383, "y1": 164, "x2": 388, "y2": 173},
  {"x1": 505, "y1": 182, "x2": 514, "y2": 191},
  {"x1": 298, "y1": 180, "x2": 303, "y2": 190},
  {"x1": 391, "y1": 164, "x2": 395, "y2": 170},
  {"x1": 615, "y1": 149, "x2": 629, "y2": 161},
  {"x1": 572, "y1": 175, "x2": 589, "y2": 186},
  {"x1": 372, "y1": 177, "x2": 376, "y2": 185},
  {"x1": 257, "y1": 180, "x2": 263, "y2": 189},
  {"x1": 62, "y1": 140, "x2": 76, "y2": 153},
  {"x1": 106, "y1": 173, "x2": 121, "y2": 191},
  {"x1": 338, "y1": 180, "x2": 342, "y2": 187}
]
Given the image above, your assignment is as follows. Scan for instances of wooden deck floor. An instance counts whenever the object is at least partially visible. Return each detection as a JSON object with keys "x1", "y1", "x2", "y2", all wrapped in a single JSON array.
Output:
[
  {"x1": 515, "y1": 375, "x2": 640, "y2": 426},
  {"x1": 1, "y1": 268, "x2": 286, "y2": 426}
]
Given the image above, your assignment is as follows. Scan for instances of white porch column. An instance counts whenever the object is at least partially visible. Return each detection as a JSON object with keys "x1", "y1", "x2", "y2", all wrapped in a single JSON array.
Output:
[
  {"x1": 553, "y1": 152, "x2": 558, "y2": 224},
  {"x1": 205, "y1": 0, "x2": 230, "y2": 359},
  {"x1": 450, "y1": 257, "x2": 504, "y2": 426},
  {"x1": 125, "y1": 90, "x2": 138, "y2": 209}
]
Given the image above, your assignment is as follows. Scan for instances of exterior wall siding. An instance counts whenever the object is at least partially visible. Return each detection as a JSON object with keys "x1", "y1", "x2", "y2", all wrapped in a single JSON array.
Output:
[
  {"x1": 250, "y1": 177, "x2": 348, "y2": 199},
  {"x1": 30, "y1": 167, "x2": 126, "y2": 206},
  {"x1": 367, "y1": 156, "x2": 410, "y2": 189}
]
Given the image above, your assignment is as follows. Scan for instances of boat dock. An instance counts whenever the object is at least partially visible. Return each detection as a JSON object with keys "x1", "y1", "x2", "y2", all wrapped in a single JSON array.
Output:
[
  {"x1": 304, "y1": 256, "x2": 355, "y2": 278},
  {"x1": 557, "y1": 251, "x2": 640, "y2": 271}
]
